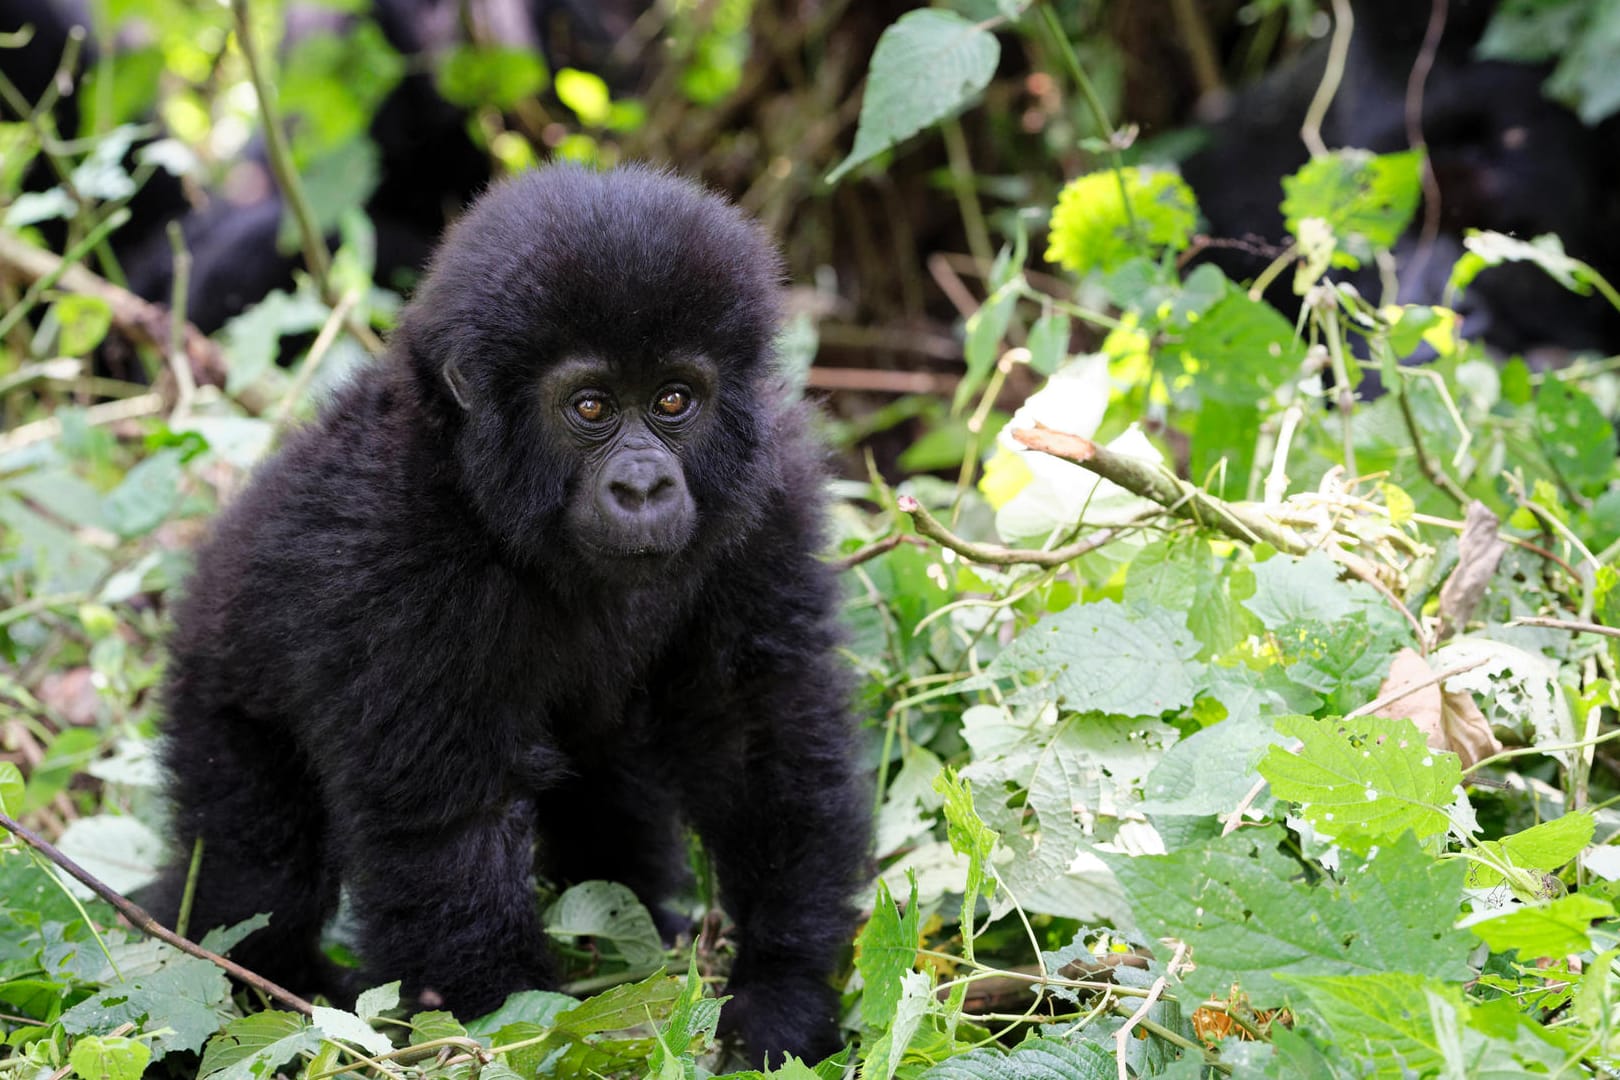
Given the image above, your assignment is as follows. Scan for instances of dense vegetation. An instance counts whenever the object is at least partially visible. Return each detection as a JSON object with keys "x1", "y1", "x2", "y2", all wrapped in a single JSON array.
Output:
[{"x1": 4, "y1": 0, "x2": 1620, "y2": 1077}]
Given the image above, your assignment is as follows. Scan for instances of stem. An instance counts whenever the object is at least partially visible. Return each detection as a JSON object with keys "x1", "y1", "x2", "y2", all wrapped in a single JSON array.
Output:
[
  {"x1": 165, "y1": 222, "x2": 196, "y2": 423},
  {"x1": 941, "y1": 119, "x2": 995, "y2": 278},
  {"x1": 176, "y1": 836, "x2": 204, "y2": 940},
  {"x1": 1301, "y1": 0, "x2": 1353, "y2": 158},
  {"x1": 0, "y1": 209, "x2": 130, "y2": 341},
  {"x1": 0, "y1": 810, "x2": 314, "y2": 1014},
  {"x1": 1037, "y1": 2, "x2": 1138, "y2": 235}
]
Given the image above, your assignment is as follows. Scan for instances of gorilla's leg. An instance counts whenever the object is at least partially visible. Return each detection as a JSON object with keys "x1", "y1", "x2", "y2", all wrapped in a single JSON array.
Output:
[
  {"x1": 338, "y1": 801, "x2": 554, "y2": 1016},
  {"x1": 532, "y1": 764, "x2": 692, "y2": 941},
  {"x1": 150, "y1": 711, "x2": 338, "y2": 992}
]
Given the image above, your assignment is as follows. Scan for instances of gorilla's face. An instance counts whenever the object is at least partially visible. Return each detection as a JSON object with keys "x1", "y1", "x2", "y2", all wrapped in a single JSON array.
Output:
[
  {"x1": 399, "y1": 165, "x2": 783, "y2": 586},
  {"x1": 542, "y1": 354, "x2": 718, "y2": 562}
]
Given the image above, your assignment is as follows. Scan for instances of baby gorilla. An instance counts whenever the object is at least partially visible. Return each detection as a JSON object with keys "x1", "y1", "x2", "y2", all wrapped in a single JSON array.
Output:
[{"x1": 150, "y1": 165, "x2": 870, "y2": 1064}]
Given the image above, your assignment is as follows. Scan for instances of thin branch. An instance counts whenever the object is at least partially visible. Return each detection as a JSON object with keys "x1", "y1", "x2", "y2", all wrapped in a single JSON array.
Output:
[
  {"x1": 165, "y1": 223, "x2": 197, "y2": 423},
  {"x1": 1509, "y1": 617, "x2": 1620, "y2": 640},
  {"x1": 897, "y1": 495, "x2": 1119, "y2": 567},
  {"x1": 1116, "y1": 942, "x2": 1187, "y2": 1080},
  {"x1": 0, "y1": 393, "x2": 164, "y2": 455},
  {"x1": 0, "y1": 810, "x2": 314, "y2": 1015},
  {"x1": 832, "y1": 533, "x2": 928, "y2": 571},
  {"x1": 1393, "y1": 376, "x2": 1467, "y2": 507}
]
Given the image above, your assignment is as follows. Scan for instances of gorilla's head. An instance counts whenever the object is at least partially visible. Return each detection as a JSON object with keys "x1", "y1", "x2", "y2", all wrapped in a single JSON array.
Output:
[{"x1": 398, "y1": 164, "x2": 786, "y2": 584}]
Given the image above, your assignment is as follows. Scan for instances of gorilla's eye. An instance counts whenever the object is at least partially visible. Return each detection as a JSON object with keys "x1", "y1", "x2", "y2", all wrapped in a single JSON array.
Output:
[
  {"x1": 573, "y1": 395, "x2": 612, "y2": 423},
  {"x1": 654, "y1": 386, "x2": 692, "y2": 418}
]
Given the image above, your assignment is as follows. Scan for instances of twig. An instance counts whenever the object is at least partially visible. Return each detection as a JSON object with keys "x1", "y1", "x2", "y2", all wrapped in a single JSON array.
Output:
[
  {"x1": 1116, "y1": 942, "x2": 1187, "y2": 1080},
  {"x1": 275, "y1": 289, "x2": 359, "y2": 427},
  {"x1": 897, "y1": 495, "x2": 1118, "y2": 568},
  {"x1": 1344, "y1": 657, "x2": 1490, "y2": 719},
  {"x1": 0, "y1": 393, "x2": 164, "y2": 455},
  {"x1": 165, "y1": 223, "x2": 196, "y2": 423},
  {"x1": 1037, "y1": 2, "x2": 1138, "y2": 235},
  {"x1": 1509, "y1": 617, "x2": 1620, "y2": 640},
  {"x1": 832, "y1": 533, "x2": 928, "y2": 570},
  {"x1": 0, "y1": 810, "x2": 314, "y2": 1015},
  {"x1": 0, "y1": 229, "x2": 227, "y2": 388},
  {"x1": 1393, "y1": 377, "x2": 1467, "y2": 507}
]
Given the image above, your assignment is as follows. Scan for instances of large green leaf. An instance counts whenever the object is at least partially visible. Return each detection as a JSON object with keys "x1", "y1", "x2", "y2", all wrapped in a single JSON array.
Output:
[
  {"x1": 826, "y1": 11, "x2": 999, "y2": 183},
  {"x1": 198, "y1": 1011, "x2": 323, "y2": 1080},
  {"x1": 990, "y1": 599, "x2": 1205, "y2": 718},
  {"x1": 1107, "y1": 829, "x2": 1472, "y2": 1006},
  {"x1": 1280, "y1": 149, "x2": 1422, "y2": 270}
]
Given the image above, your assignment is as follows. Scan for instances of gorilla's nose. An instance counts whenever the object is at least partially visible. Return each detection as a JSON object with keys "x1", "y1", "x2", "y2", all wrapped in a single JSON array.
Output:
[{"x1": 604, "y1": 455, "x2": 679, "y2": 516}]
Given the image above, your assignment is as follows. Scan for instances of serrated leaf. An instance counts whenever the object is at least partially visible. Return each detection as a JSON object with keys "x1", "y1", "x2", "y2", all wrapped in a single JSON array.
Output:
[
  {"x1": 312, "y1": 1005, "x2": 393, "y2": 1056},
  {"x1": 855, "y1": 876, "x2": 919, "y2": 1036},
  {"x1": 1106, "y1": 829, "x2": 1471, "y2": 1006},
  {"x1": 1468, "y1": 894, "x2": 1615, "y2": 957},
  {"x1": 198, "y1": 1011, "x2": 322, "y2": 1080},
  {"x1": 1045, "y1": 167, "x2": 1197, "y2": 276},
  {"x1": 1278, "y1": 973, "x2": 1453, "y2": 1077},
  {"x1": 858, "y1": 970, "x2": 932, "y2": 1080},
  {"x1": 545, "y1": 880, "x2": 664, "y2": 968},
  {"x1": 552, "y1": 971, "x2": 680, "y2": 1035},
  {"x1": 1281, "y1": 149, "x2": 1422, "y2": 268},
  {"x1": 354, "y1": 982, "x2": 401, "y2": 1023},
  {"x1": 68, "y1": 1034, "x2": 151, "y2": 1080},
  {"x1": 827, "y1": 11, "x2": 999, "y2": 183},
  {"x1": 990, "y1": 599, "x2": 1205, "y2": 717},
  {"x1": 919, "y1": 1036, "x2": 1113, "y2": 1079},
  {"x1": 1260, "y1": 715, "x2": 1461, "y2": 852},
  {"x1": 62, "y1": 949, "x2": 232, "y2": 1058}
]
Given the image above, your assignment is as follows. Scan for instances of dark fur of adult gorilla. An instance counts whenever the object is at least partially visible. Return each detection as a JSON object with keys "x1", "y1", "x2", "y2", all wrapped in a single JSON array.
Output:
[{"x1": 149, "y1": 164, "x2": 871, "y2": 1065}]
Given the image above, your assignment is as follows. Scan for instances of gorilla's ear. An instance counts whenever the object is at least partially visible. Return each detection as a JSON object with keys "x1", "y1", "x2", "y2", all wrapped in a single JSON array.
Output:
[{"x1": 441, "y1": 355, "x2": 473, "y2": 411}]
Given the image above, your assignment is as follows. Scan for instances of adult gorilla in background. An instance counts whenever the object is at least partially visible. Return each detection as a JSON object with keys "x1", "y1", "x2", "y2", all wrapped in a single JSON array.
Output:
[{"x1": 149, "y1": 165, "x2": 870, "y2": 1065}]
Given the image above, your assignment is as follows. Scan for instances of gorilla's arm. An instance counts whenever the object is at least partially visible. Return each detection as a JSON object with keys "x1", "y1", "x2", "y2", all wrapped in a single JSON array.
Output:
[{"x1": 667, "y1": 526, "x2": 869, "y2": 1063}]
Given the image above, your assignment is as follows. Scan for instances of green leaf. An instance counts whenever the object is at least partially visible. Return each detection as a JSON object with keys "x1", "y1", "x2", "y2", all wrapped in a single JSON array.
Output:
[
  {"x1": 826, "y1": 11, "x2": 999, "y2": 183},
  {"x1": 954, "y1": 283, "x2": 1018, "y2": 411},
  {"x1": 407, "y1": 1010, "x2": 465, "y2": 1044},
  {"x1": 647, "y1": 953, "x2": 721, "y2": 1076},
  {"x1": 1450, "y1": 230, "x2": 1592, "y2": 296},
  {"x1": 103, "y1": 450, "x2": 183, "y2": 538},
  {"x1": 62, "y1": 949, "x2": 232, "y2": 1057},
  {"x1": 219, "y1": 290, "x2": 328, "y2": 395},
  {"x1": 1259, "y1": 715, "x2": 1461, "y2": 853},
  {"x1": 1468, "y1": 894, "x2": 1616, "y2": 957},
  {"x1": 1106, "y1": 829, "x2": 1472, "y2": 1006},
  {"x1": 198, "y1": 1011, "x2": 322, "y2": 1080},
  {"x1": 467, "y1": 988, "x2": 577, "y2": 1039},
  {"x1": 354, "y1": 982, "x2": 401, "y2": 1023},
  {"x1": 855, "y1": 876, "x2": 920, "y2": 1036},
  {"x1": 277, "y1": 139, "x2": 380, "y2": 256},
  {"x1": 68, "y1": 1033, "x2": 151, "y2": 1080},
  {"x1": 50, "y1": 296, "x2": 113, "y2": 357},
  {"x1": 0, "y1": 762, "x2": 22, "y2": 818},
  {"x1": 556, "y1": 68, "x2": 611, "y2": 126},
  {"x1": 919, "y1": 1036, "x2": 1113, "y2": 1079},
  {"x1": 1045, "y1": 167, "x2": 1197, "y2": 276},
  {"x1": 858, "y1": 970, "x2": 932, "y2": 1080},
  {"x1": 1533, "y1": 376, "x2": 1617, "y2": 497},
  {"x1": 197, "y1": 914, "x2": 271, "y2": 956},
  {"x1": 1469, "y1": 812, "x2": 1595, "y2": 889},
  {"x1": 551, "y1": 970, "x2": 680, "y2": 1035},
  {"x1": 280, "y1": 19, "x2": 403, "y2": 159},
  {"x1": 312, "y1": 1005, "x2": 393, "y2": 1056},
  {"x1": 1280, "y1": 149, "x2": 1423, "y2": 270},
  {"x1": 1026, "y1": 311, "x2": 1070, "y2": 375},
  {"x1": 53, "y1": 815, "x2": 163, "y2": 899},
  {"x1": 545, "y1": 880, "x2": 664, "y2": 968},
  {"x1": 1161, "y1": 293, "x2": 1306, "y2": 406},
  {"x1": 989, "y1": 599, "x2": 1205, "y2": 717},
  {"x1": 1277, "y1": 972, "x2": 1454, "y2": 1077},
  {"x1": 437, "y1": 45, "x2": 548, "y2": 109}
]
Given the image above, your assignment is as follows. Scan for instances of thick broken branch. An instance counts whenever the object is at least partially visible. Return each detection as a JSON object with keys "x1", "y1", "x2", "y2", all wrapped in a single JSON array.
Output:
[{"x1": 0, "y1": 229, "x2": 226, "y2": 388}]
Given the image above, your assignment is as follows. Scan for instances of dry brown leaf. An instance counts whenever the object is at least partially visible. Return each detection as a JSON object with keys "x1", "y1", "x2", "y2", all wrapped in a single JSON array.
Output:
[
  {"x1": 1437, "y1": 501, "x2": 1507, "y2": 641},
  {"x1": 1374, "y1": 646, "x2": 1502, "y2": 768}
]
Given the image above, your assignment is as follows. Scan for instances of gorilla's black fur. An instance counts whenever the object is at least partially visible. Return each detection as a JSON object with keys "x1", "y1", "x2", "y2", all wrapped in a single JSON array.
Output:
[{"x1": 150, "y1": 165, "x2": 870, "y2": 1064}]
